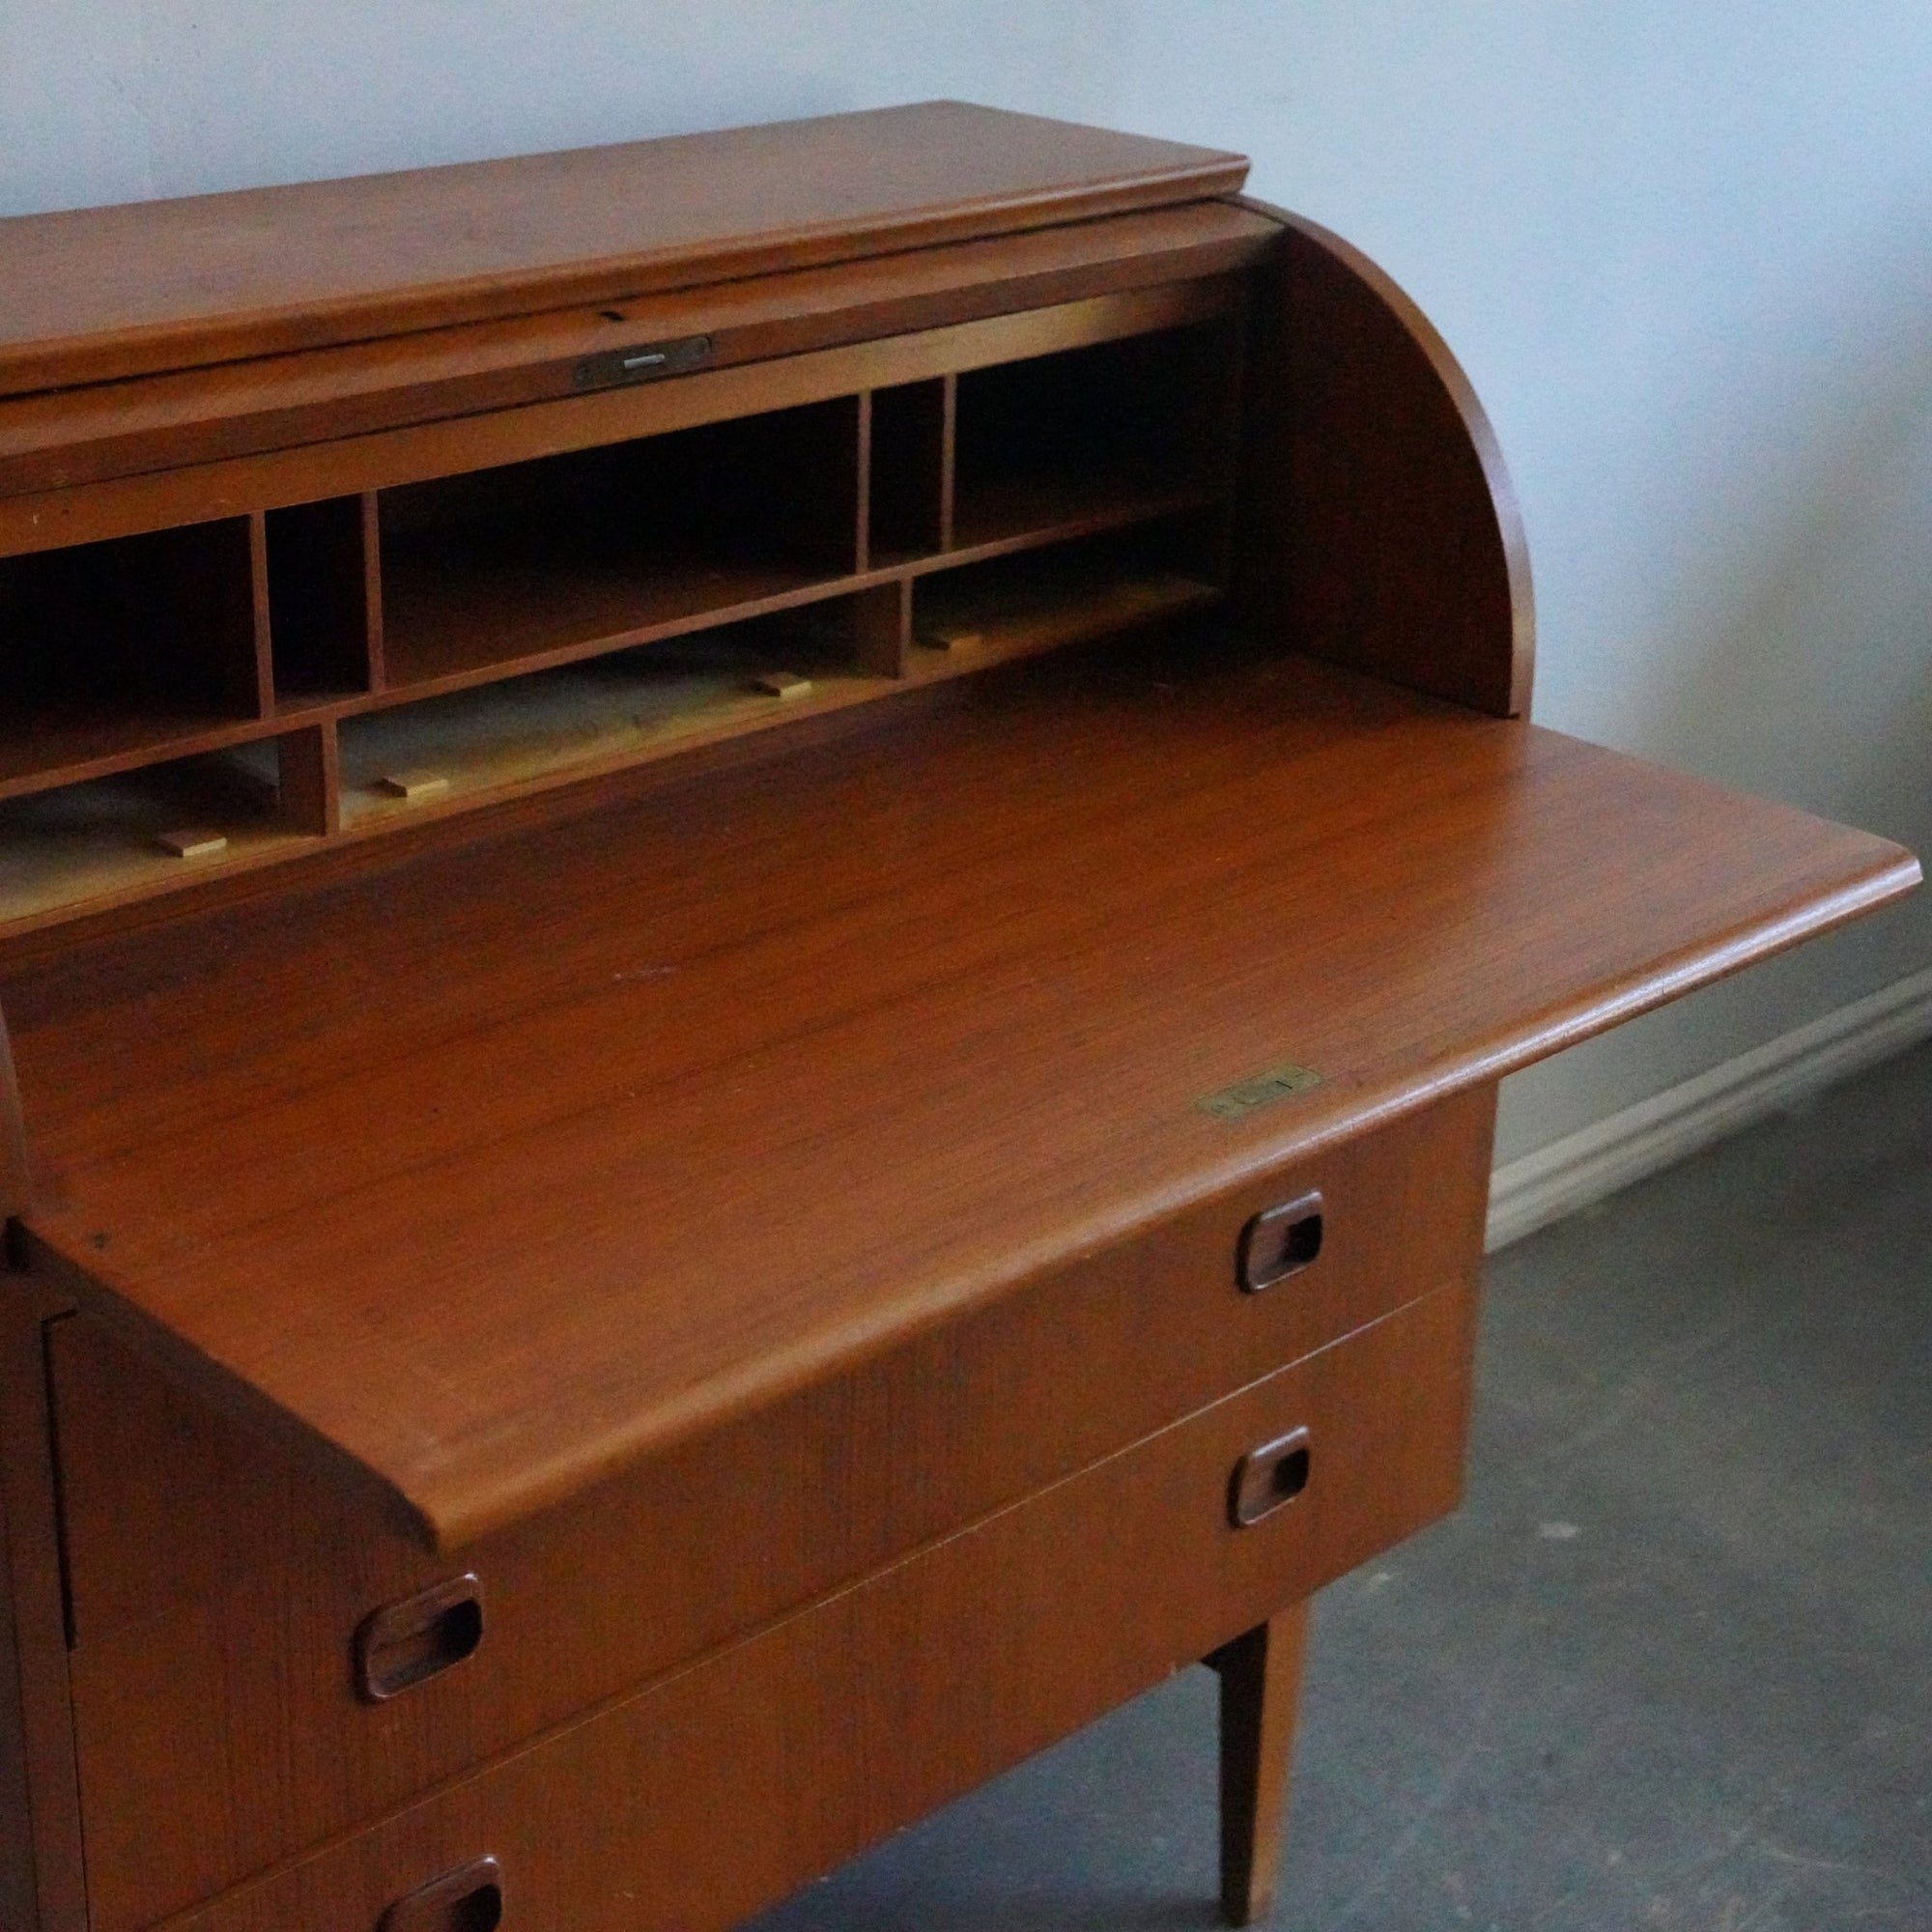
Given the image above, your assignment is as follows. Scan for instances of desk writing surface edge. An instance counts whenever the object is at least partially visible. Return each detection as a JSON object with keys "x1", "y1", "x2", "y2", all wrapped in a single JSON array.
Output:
[{"x1": 9, "y1": 679, "x2": 1916, "y2": 1552}]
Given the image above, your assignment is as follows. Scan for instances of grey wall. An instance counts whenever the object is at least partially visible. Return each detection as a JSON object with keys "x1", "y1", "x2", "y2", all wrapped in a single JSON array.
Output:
[{"x1": 6, "y1": 2, "x2": 1929, "y2": 1162}]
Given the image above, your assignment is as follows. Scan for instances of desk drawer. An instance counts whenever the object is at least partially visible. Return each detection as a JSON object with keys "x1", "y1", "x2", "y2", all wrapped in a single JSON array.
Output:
[
  {"x1": 56, "y1": 1090, "x2": 1492, "y2": 1931},
  {"x1": 168, "y1": 1278, "x2": 1478, "y2": 1932}
]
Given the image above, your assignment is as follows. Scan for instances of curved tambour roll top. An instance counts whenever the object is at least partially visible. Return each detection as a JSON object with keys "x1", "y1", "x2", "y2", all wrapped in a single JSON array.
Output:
[{"x1": 0, "y1": 101, "x2": 1252, "y2": 397}]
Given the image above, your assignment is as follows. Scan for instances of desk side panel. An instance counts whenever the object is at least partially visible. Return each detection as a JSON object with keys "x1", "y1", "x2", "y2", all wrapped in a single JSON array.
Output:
[
  {"x1": 1234, "y1": 202, "x2": 1533, "y2": 718},
  {"x1": 0, "y1": 1287, "x2": 83, "y2": 1932}
]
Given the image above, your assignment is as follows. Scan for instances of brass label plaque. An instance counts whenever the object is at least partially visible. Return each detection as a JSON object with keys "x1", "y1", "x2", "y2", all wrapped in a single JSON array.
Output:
[{"x1": 1195, "y1": 1062, "x2": 1322, "y2": 1122}]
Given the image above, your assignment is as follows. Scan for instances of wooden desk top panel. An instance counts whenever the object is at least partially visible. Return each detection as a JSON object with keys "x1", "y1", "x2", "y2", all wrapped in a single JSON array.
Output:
[
  {"x1": 6, "y1": 639, "x2": 1916, "y2": 1548},
  {"x1": 0, "y1": 104, "x2": 1247, "y2": 397}
]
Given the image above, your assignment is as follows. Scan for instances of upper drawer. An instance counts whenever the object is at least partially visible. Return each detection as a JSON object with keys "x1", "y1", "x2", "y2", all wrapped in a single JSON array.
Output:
[{"x1": 56, "y1": 1087, "x2": 1492, "y2": 1931}]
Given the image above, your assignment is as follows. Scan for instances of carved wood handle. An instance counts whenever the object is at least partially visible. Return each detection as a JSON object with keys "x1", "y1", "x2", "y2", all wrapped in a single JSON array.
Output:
[
  {"x1": 1229, "y1": 1426, "x2": 1313, "y2": 1527},
  {"x1": 1236, "y1": 1190, "x2": 1323, "y2": 1293},
  {"x1": 355, "y1": 1574, "x2": 484, "y2": 1701},
  {"x1": 377, "y1": 1857, "x2": 502, "y2": 1932}
]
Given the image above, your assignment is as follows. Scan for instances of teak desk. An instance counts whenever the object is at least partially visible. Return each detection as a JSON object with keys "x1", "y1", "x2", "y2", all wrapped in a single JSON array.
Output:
[{"x1": 0, "y1": 103, "x2": 1917, "y2": 1932}]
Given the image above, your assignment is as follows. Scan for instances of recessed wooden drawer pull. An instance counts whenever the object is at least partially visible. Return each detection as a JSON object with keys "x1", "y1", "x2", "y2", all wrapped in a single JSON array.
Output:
[
  {"x1": 377, "y1": 1856, "x2": 503, "y2": 1932},
  {"x1": 355, "y1": 1574, "x2": 485, "y2": 1701},
  {"x1": 1236, "y1": 1190, "x2": 1324, "y2": 1293},
  {"x1": 1229, "y1": 1426, "x2": 1312, "y2": 1527}
]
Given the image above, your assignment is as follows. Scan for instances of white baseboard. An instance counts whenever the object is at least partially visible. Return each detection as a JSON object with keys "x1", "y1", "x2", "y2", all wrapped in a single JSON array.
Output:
[{"x1": 1485, "y1": 964, "x2": 1932, "y2": 1251}]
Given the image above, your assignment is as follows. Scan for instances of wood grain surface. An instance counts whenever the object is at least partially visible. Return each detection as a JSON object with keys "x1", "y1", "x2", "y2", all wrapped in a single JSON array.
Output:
[
  {"x1": 4, "y1": 636, "x2": 1914, "y2": 1550},
  {"x1": 156, "y1": 1280, "x2": 1477, "y2": 1932},
  {"x1": 0, "y1": 103, "x2": 1246, "y2": 397}
]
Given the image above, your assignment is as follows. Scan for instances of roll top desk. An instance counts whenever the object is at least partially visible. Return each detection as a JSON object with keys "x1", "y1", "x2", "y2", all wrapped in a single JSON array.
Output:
[{"x1": 0, "y1": 103, "x2": 1915, "y2": 1932}]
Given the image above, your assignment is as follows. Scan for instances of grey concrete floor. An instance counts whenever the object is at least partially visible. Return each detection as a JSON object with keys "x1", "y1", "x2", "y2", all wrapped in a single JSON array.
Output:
[{"x1": 749, "y1": 1039, "x2": 1931, "y2": 1931}]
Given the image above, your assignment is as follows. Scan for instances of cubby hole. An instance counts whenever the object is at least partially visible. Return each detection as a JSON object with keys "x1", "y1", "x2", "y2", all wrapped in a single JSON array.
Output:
[
  {"x1": 952, "y1": 323, "x2": 1237, "y2": 552},
  {"x1": 909, "y1": 518, "x2": 1223, "y2": 676},
  {"x1": 266, "y1": 496, "x2": 380, "y2": 703},
  {"x1": 0, "y1": 520, "x2": 264, "y2": 797},
  {"x1": 375, "y1": 398, "x2": 864, "y2": 691},
  {"x1": 0, "y1": 731, "x2": 324, "y2": 928},
  {"x1": 338, "y1": 586, "x2": 901, "y2": 829},
  {"x1": 868, "y1": 380, "x2": 950, "y2": 564}
]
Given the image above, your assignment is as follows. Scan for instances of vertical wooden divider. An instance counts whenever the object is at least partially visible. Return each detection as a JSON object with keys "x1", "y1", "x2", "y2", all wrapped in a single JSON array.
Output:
[
  {"x1": 246, "y1": 512, "x2": 276, "y2": 718},
  {"x1": 1204, "y1": 312, "x2": 1250, "y2": 589},
  {"x1": 361, "y1": 492, "x2": 387, "y2": 694},
  {"x1": 277, "y1": 724, "x2": 341, "y2": 838},
  {"x1": 867, "y1": 381, "x2": 951, "y2": 562},
  {"x1": 938, "y1": 372, "x2": 959, "y2": 553},
  {"x1": 852, "y1": 581, "x2": 910, "y2": 678},
  {"x1": 855, "y1": 391, "x2": 874, "y2": 576},
  {"x1": 262, "y1": 495, "x2": 386, "y2": 702}
]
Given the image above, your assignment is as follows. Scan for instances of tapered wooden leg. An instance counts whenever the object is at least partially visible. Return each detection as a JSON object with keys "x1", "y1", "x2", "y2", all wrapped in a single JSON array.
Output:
[{"x1": 1208, "y1": 1603, "x2": 1309, "y2": 1927}]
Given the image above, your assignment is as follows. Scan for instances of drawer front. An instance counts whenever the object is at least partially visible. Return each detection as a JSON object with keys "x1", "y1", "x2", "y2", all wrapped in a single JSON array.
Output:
[
  {"x1": 60, "y1": 1090, "x2": 1493, "y2": 1930},
  {"x1": 169, "y1": 1278, "x2": 1479, "y2": 1932}
]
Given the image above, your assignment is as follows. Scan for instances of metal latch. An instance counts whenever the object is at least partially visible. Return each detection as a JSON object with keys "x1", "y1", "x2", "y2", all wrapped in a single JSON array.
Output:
[{"x1": 571, "y1": 333, "x2": 713, "y2": 390}]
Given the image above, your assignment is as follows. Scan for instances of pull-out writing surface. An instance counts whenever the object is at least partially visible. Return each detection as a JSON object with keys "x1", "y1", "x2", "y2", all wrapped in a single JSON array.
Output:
[{"x1": 6, "y1": 636, "x2": 1915, "y2": 1551}]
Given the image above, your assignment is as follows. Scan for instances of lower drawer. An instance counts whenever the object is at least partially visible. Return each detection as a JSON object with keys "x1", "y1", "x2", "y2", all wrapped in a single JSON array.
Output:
[
  {"x1": 168, "y1": 1278, "x2": 1477, "y2": 1932},
  {"x1": 58, "y1": 1091, "x2": 1494, "y2": 1931}
]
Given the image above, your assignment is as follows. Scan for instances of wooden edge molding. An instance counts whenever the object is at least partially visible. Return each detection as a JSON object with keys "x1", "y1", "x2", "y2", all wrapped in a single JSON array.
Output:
[
  {"x1": 0, "y1": 104, "x2": 1248, "y2": 398},
  {"x1": 16, "y1": 1232, "x2": 438, "y2": 1553},
  {"x1": 0, "y1": 1281, "x2": 86, "y2": 1932},
  {"x1": 0, "y1": 1001, "x2": 30, "y2": 1223},
  {"x1": 1231, "y1": 197, "x2": 1534, "y2": 719},
  {"x1": 0, "y1": 202, "x2": 1279, "y2": 504}
]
